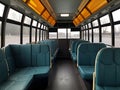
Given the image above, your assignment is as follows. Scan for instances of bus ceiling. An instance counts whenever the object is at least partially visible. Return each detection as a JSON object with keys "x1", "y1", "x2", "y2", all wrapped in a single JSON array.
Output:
[{"x1": 0, "y1": 0, "x2": 118, "y2": 27}]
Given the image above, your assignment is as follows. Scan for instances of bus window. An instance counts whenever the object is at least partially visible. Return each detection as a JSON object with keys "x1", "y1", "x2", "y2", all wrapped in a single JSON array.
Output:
[
  {"x1": 100, "y1": 14, "x2": 110, "y2": 25},
  {"x1": 102, "y1": 26, "x2": 111, "y2": 45},
  {"x1": 32, "y1": 28, "x2": 36, "y2": 42},
  {"x1": 0, "y1": 3, "x2": 5, "y2": 17},
  {"x1": 92, "y1": 20, "x2": 98, "y2": 27},
  {"x1": 5, "y1": 23, "x2": 20, "y2": 46},
  {"x1": 41, "y1": 30, "x2": 43, "y2": 41},
  {"x1": 24, "y1": 16, "x2": 31, "y2": 25},
  {"x1": 115, "y1": 25, "x2": 120, "y2": 47},
  {"x1": 93, "y1": 28, "x2": 99, "y2": 42},
  {"x1": 88, "y1": 23, "x2": 91, "y2": 28},
  {"x1": 32, "y1": 20, "x2": 37, "y2": 27},
  {"x1": 112, "y1": 9, "x2": 120, "y2": 22},
  {"x1": 49, "y1": 32, "x2": 57, "y2": 39},
  {"x1": 89, "y1": 29, "x2": 92, "y2": 42},
  {"x1": 67, "y1": 28, "x2": 71, "y2": 39},
  {"x1": 23, "y1": 26, "x2": 30, "y2": 44},
  {"x1": 86, "y1": 30, "x2": 88, "y2": 41},
  {"x1": 58, "y1": 28, "x2": 67, "y2": 39},
  {"x1": 71, "y1": 31, "x2": 80, "y2": 39},
  {"x1": 8, "y1": 9, "x2": 22, "y2": 22},
  {"x1": 38, "y1": 23, "x2": 41, "y2": 28},
  {"x1": 37, "y1": 29, "x2": 39, "y2": 41}
]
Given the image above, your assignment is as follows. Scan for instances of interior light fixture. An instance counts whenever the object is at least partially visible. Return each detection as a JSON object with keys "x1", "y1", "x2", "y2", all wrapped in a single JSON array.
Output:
[{"x1": 60, "y1": 14, "x2": 69, "y2": 17}]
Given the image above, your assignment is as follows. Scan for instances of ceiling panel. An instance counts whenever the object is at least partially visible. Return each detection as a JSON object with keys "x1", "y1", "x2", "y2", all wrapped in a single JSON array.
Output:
[{"x1": 48, "y1": 0, "x2": 82, "y2": 20}]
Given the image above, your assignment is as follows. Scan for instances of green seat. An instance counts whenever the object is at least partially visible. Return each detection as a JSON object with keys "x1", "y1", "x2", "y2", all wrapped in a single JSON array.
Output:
[
  {"x1": 1, "y1": 44, "x2": 50, "y2": 90},
  {"x1": 93, "y1": 48, "x2": 120, "y2": 90},
  {"x1": 70, "y1": 40, "x2": 89, "y2": 62},
  {"x1": 77, "y1": 43, "x2": 106, "y2": 80}
]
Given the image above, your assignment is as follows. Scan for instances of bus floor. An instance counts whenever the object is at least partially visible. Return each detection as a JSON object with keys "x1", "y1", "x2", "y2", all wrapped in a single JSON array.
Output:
[
  {"x1": 29, "y1": 51, "x2": 92, "y2": 90},
  {"x1": 46, "y1": 50, "x2": 92, "y2": 90}
]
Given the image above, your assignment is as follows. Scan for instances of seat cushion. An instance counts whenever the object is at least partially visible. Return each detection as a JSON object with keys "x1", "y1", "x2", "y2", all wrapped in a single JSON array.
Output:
[
  {"x1": 9, "y1": 66, "x2": 50, "y2": 81},
  {"x1": 96, "y1": 84, "x2": 120, "y2": 90},
  {"x1": 78, "y1": 66, "x2": 94, "y2": 80},
  {"x1": 0, "y1": 79, "x2": 33, "y2": 90}
]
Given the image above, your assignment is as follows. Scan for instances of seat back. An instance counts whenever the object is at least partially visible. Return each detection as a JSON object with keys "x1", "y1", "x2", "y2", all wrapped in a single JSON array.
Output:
[
  {"x1": 5, "y1": 44, "x2": 50, "y2": 70},
  {"x1": 77, "y1": 43, "x2": 106, "y2": 66},
  {"x1": 31, "y1": 44, "x2": 50, "y2": 66},
  {"x1": 5, "y1": 45, "x2": 16, "y2": 74},
  {"x1": 74, "y1": 40, "x2": 89, "y2": 54},
  {"x1": 96, "y1": 48, "x2": 120, "y2": 86},
  {"x1": 0, "y1": 48, "x2": 8, "y2": 84}
]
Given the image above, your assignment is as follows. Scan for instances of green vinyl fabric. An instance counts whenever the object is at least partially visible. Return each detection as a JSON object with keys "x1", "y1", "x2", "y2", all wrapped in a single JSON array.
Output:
[
  {"x1": 77, "y1": 43, "x2": 106, "y2": 80},
  {"x1": 0, "y1": 44, "x2": 50, "y2": 90},
  {"x1": 70, "y1": 40, "x2": 89, "y2": 62},
  {"x1": 38, "y1": 40, "x2": 59, "y2": 62},
  {"x1": 95, "y1": 48, "x2": 120, "y2": 90},
  {"x1": 0, "y1": 49, "x2": 8, "y2": 84}
]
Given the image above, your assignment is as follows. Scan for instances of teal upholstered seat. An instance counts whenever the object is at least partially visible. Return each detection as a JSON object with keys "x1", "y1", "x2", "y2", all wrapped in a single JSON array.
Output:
[
  {"x1": 70, "y1": 40, "x2": 89, "y2": 62},
  {"x1": 77, "y1": 43, "x2": 106, "y2": 80},
  {"x1": 38, "y1": 40, "x2": 59, "y2": 62},
  {"x1": 0, "y1": 48, "x2": 8, "y2": 84},
  {"x1": 93, "y1": 48, "x2": 120, "y2": 90},
  {"x1": 0, "y1": 44, "x2": 50, "y2": 90}
]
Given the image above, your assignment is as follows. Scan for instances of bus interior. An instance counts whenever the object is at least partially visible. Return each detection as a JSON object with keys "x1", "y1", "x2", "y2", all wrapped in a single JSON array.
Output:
[{"x1": 0, "y1": 0, "x2": 120, "y2": 90}]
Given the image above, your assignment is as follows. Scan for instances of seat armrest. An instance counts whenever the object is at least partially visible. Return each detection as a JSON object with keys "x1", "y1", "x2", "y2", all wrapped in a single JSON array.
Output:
[{"x1": 93, "y1": 72, "x2": 96, "y2": 90}]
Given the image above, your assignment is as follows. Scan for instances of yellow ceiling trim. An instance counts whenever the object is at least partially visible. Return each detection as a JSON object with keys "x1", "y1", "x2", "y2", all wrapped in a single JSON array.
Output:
[
  {"x1": 78, "y1": 0, "x2": 90, "y2": 12},
  {"x1": 73, "y1": 0, "x2": 109, "y2": 26},
  {"x1": 81, "y1": 8, "x2": 91, "y2": 19},
  {"x1": 87, "y1": 0, "x2": 108, "y2": 13},
  {"x1": 29, "y1": 0, "x2": 37, "y2": 7},
  {"x1": 23, "y1": 0, "x2": 56, "y2": 26}
]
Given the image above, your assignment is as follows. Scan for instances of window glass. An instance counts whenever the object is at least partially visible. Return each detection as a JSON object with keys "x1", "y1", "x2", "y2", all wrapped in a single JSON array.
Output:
[
  {"x1": 23, "y1": 26, "x2": 29, "y2": 44},
  {"x1": 0, "y1": 3, "x2": 5, "y2": 17},
  {"x1": 38, "y1": 23, "x2": 41, "y2": 28},
  {"x1": 5, "y1": 23, "x2": 20, "y2": 46},
  {"x1": 41, "y1": 24, "x2": 44, "y2": 29},
  {"x1": 86, "y1": 30, "x2": 88, "y2": 41},
  {"x1": 58, "y1": 28, "x2": 66, "y2": 39},
  {"x1": 24, "y1": 16, "x2": 31, "y2": 25},
  {"x1": 112, "y1": 9, "x2": 120, "y2": 22},
  {"x1": 100, "y1": 14, "x2": 110, "y2": 25},
  {"x1": 82, "y1": 31, "x2": 84, "y2": 39},
  {"x1": 41, "y1": 30, "x2": 43, "y2": 41},
  {"x1": 8, "y1": 9, "x2": 22, "y2": 22},
  {"x1": 102, "y1": 26, "x2": 111, "y2": 45},
  {"x1": 92, "y1": 20, "x2": 98, "y2": 27},
  {"x1": 85, "y1": 25, "x2": 88, "y2": 29},
  {"x1": 88, "y1": 23, "x2": 91, "y2": 28},
  {"x1": 93, "y1": 28, "x2": 99, "y2": 42},
  {"x1": 84, "y1": 30, "x2": 86, "y2": 40},
  {"x1": 0, "y1": 22, "x2": 1, "y2": 47},
  {"x1": 32, "y1": 28, "x2": 36, "y2": 42},
  {"x1": 89, "y1": 29, "x2": 92, "y2": 42},
  {"x1": 37, "y1": 29, "x2": 39, "y2": 42},
  {"x1": 43, "y1": 31, "x2": 46, "y2": 40},
  {"x1": 68, "y1": 28, "x2": 71, "y2": 39},
  {"x1": 42, "y1": 31, "x2": 44, "y2": 40},
  {"x1": 115, "y1": 25, "x2": 120, "y2": 47},
  {"x1": 32, "y1": 20, "x2": 37, "y2": 27},
  {"x1": 49, "y1": 32, "x2": 57, "y2": 39}
]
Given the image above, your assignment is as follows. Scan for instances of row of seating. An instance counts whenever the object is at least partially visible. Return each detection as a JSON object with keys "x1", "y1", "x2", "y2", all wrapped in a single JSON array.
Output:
[
  {"x1": 70, "y1": 39, "x2": 120, "y2": 90},
  {"x1": 69, "y1": 39, "x2": 89, "y2": 62},
  {"x1": 77, "y1": 43, "x2": 106, "y2": 80},
  {"x1": 38, "y1": 40, "x2": 59, "y2": 63},
  {"x1": 0, "y1": 44, "x2": 50, "y2": 90}
]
